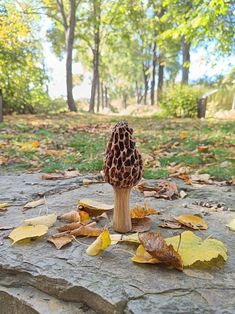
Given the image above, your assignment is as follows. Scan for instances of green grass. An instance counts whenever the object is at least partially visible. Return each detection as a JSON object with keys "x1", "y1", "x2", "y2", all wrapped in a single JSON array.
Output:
[{"x1": 1, "y1": 113, "x2": 234, "y2": 181}]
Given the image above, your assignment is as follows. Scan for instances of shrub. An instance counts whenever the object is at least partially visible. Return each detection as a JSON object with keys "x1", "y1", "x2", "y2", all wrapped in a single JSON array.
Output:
[{"x1": 160, "y1": 85, "x2": 201, "y2": 117}]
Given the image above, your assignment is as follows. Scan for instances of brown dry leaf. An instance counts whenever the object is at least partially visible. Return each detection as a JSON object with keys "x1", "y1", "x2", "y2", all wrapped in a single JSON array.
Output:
[
  {"x1": 59, "y1": 211, "x2": 80, "y2": 223},
  {"x1": 41, "y1": 173, "x2": 64, "y2": 180},
  {"x1": 130, "y1": 204, "x2": 159, "y2": 218},
  {"x1": 42, "y1": 170, "x2": 80, "y2": 180},
  {"x1": 175, "y1": 214, "x2": 208, "y2": 230},
  {"x1": 132, "y1": 245, "x2": 159, "y2": 264},
  {"x1": 131, "y1": 217, "x2": 152, "y2": 232},
  {"x1": 48, "y1": 235, "x2": 73, "y2": 249},
  {"x1": 79, "y1": 198, "x2": 113, "y2": 217},
  {"x1": 137, "y1": 180, "x2": 178, "y2": 200},
  {"x1": 64, "y1": 170, "x2": 81, "y2": 178},
  {"x1": 139, "y1": 232, "x2": 183, "y2": 271},
  {"x1": 23, "y1": 198, "x2": 45, "y2": 211},
  {"x1": 57, "y1": 222, "x2": 82, "y2": 232},
  {"x1": 70, "y1": 225, "x2": 102, "y2": 237},
  {"x1": 197, "y1": 145, "x2": 209, "y2": 153}
]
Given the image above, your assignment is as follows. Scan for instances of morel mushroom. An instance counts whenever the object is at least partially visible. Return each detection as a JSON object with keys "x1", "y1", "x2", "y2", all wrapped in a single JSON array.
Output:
[{"x1": 104, "y1": 122, "x2": 143, "y2": 233}]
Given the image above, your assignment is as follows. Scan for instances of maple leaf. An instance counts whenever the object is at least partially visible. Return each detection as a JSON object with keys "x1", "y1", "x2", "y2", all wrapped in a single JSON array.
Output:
[{"x1": 139, "y1": 232, "x2": 183, "y2": 271}]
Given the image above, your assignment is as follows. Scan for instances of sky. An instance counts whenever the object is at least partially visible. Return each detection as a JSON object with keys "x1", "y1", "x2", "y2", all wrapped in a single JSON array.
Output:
[{"x1": 43, "y1": 36, "x2": 235, "y2": 100}]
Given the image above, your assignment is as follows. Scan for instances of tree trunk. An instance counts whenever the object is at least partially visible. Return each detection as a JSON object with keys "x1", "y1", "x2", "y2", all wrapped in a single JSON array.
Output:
[
  {"x1": 142, "y1": 63, "x2": 148, "y2": 105},
  {"x1": 181, "y1": 36, "x2": 191, "y2": 84},
  {"x1": 122, "y1": 93, "x2": 127, "y2": 109},
  {"x1": 157, "y1": 52, "x2": 164, "y2": 102},
  {"x1": 135, "y1": 81, "x2": 142, "y2": 104},
  {"x1": 97, "y1": 72, "x2": 100, "y2": 112},
  {"x1": 150, "y1": 42, "x2": 157, "y2": 106},
  {"x1": 101, "y1": 81, "x2": 104, "y2": 109},
  {"x1": 105, "y1": 86, "x2": 108, "y2": 107},
  {"x1": 65, "y1": 0, "x2": 77, "y2": 112},
  {"x1": 89, "y1": 0, "x2": 100, "y2": 113},
  {"x1": 0, "y1": 89, "x2": 3, "y2": 123}
]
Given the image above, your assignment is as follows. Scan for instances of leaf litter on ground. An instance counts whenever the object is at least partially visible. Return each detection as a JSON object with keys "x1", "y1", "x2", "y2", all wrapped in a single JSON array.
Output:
[{"x1": 136, "y1": 180, "x2": 178, "y2": 200}]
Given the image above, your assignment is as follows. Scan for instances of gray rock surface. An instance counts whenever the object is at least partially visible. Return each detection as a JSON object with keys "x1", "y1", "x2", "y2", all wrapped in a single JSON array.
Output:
[{"x1": 0, "y1": 173, "x2": 234, "y2": 314}]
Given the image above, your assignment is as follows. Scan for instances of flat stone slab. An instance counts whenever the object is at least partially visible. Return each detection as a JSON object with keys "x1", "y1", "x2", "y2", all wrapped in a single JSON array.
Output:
[{"x1": 0, "y1": 173, "x2": 235, "y2": 313}]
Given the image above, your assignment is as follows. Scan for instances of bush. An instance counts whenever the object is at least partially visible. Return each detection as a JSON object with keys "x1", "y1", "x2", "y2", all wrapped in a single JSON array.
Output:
[{"x1": 160, "y1": 85, "x2": 201, "y2": 117}]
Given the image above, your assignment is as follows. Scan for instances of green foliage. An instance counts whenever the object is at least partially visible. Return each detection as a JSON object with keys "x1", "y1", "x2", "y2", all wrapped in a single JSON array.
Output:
[
  {"x1": 0, "y1": 2, "x2": 49, "y2": 113},
  {"x1": 160, "y1": 85, "x2": 200, "y2": 117}
]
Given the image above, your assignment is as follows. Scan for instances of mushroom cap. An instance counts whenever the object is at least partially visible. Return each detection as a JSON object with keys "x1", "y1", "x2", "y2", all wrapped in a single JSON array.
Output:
[{"x1": 104, "y1": 121, "x2": 143, "y2": 188}]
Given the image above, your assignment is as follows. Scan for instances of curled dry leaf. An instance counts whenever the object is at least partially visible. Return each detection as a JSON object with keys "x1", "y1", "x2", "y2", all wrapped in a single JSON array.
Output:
[
  {"x1": 226, "y1": 219, "x2": 235, "y2": 232},
  {"x1": 137, "y1": 180, "x2": 178, "y2": 200},
  {"x1": 9, "y1": 225, "x2": 48, "y2": 244},
  {"x1": 57, "y1": 221, "x2": 97, "y2": 233},
  {"x1": 132, "y1": 245, "x2": 159, "y2": 264},
  {"x1": 130, "y1": 204, "x2": 159, "y2": 218},
  {"x1": 59, "y1": 211, "x2": 80, "y2": 223},
  {"x1": 24, "y1": 213, "x2": 57, "y2": 228},
  {"x1": 42, "y1": 170, "x2": 80, "y2": 181},
  {"x1": 86, "y1": 228, "x2": 111, "y2": 256},
  {"x1": 159, "y1": 221, "x2": 183, "y2": 229},
  {"x1": 79, "y1": 198, "x2": 113, "y2": 217},
  {"x1": 131, "y1": 217, "x2": 152, "y2": 233},
  {"x1": 70, "y1": 225, "x2": 102, "y2": 237},
  {"x1": 48, "y1": 235, "x2": 73, "y2": 249},
  {"x1": 23, "y1": 198, "x2": 45, "y2": 211},
  {"x1": 139, "y1": 232, "x2": 183, "y2": 271},
  {"x1": 175, "y1": 214, "x2": 208, "y2": 230},
  {"x1": 0, "y1": 203, "x2": 10, "y2": 211},
  {"x1": 166, "y1": 231, "x2": 227, "y2": 267}
]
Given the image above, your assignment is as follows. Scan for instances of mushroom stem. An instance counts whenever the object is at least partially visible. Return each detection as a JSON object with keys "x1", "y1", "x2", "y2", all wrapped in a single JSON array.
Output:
[{"x1": 113, "y1": 187, "x2": 132, "y2": 233}]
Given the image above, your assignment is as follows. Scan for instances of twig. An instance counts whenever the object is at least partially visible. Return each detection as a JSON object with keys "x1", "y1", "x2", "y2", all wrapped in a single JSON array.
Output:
[{"x1": 71, "y1": 235, "x2": 90, "y2": 246}]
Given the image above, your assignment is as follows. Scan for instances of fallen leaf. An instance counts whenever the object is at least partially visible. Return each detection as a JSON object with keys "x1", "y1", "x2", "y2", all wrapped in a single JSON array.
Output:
[
  {"x1": 57, "y1": 222, "x2": 82, "y2": 232},
  {"x1": 131, "y1": 217, "x2": 152, "y2": 232},
  {"x1": 130, "y1": 204, "x2": 159, "y2": 218},
  {"x1": 179, "y1": 190, "x2": 187, "y2": 199},
  {"x1": 70, "y1": 225, "x2": 102, "y2": 237},
  {"x1": 59, "y1": 211, "x2": 80, "y2": 223},
  {"x1": 137, "y1": 180, "x2": 178, "y2": 200},
  {"x1": 159, "y1": 221, "x2": 183, "y2": 229},
  {"x1": 82, "y1": 178, "x2": 99, "y2": 186},
  {"x1": 175, "y1": 214, "x2": 208, "y2": 230},
  {"x1": 197, "y1": 145, "x2": 209, "y2": 153},
  {"x1": 79, "y1": 198, "x2": 113, "y2": 217},
  {"x1": 9, "y1": 225, "x2": 48, "y2": 244},
  {"x1": 226, "y1": 219, "x2": 235, "y2": 231},
  {"x1": 23, "y1": 198, "x2": 44, "y2": 211},
  {"x1": 191, "y1": 173, "x2": 212, "y2": 184},
  {"x1": 166, "y1": 231, "x2": 227, "y2": 267},
  {"x1": 0, "y1": 203, "x2": 10, "y2": 210},
  {"x1": 132, "y1": 245, "x2": 159, "y2": 264},
  {"x1": 64, "y1": 169, "x2": 80, "y2": 178},
  {"x1": 110, "y1": 233, "x2": 139, "y2": 245},
  {"x1": 48, "y1": 235, "x2": 73, "y2": 249},
  {"x1": 79, "y1": 210, "x2": 90, "y2": 224},
  {"x1": 179, "y1": 131, "x2": 187, "y2": 140},
  {"x1": 41, "y1": 173, "x2": 64, "y2": 180},
  {"x1": 24, "y1": 213, "x2": 57, "y2": 228},
  {"x1": 31, "y1": 140, "x2": 40, "y2": 148},
  {"x1": 86, "y1": 228, "x2": 111, "y2": 256},
  {"x1": 42, "y1": 170, "x2": 80, "y2": 180},
  {"x1": 139, "y1": 232, "x2": 183, "y2": 270}
]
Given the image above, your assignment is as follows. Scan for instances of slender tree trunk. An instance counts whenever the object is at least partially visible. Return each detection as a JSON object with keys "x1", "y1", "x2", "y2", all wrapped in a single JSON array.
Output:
[
  {"x1": 157, "y1": 52, "x2": 164, "y2": 102},
  {"x1": 97, "y1": 73, "x2": 100, "y2": 112},
  {"x1": 135, "y1": 81, "x2": 142, "y2": 104},
  {"x1": 181, "y1": 35, "x2": 191, "y2": 84},
  {"x1": 122, "y1": 93, "x2": 127, "y2": 109},
  {"x1": 0, "y1": 89, "x2": 3, "y2": 123},
  {"x1": 101, "y1": 81, "x2": 104, "y2": 109},
  {"x1": 150, "y1": 42, "x2": 157, "y2": 106},
  {"x1": 65, "y1": 0, "x2": 77, "y2": 112},
  {"x1": 142, "y1": 63, "x2": 148, "y2": 105},
  {"x1": 105, "y1": 86, "x2": 108, "y2": 107}
]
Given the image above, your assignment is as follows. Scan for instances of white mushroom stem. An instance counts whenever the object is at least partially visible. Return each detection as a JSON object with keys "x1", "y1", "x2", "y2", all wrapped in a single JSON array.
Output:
[{"x1": 113, "y1": 187, "x2": 132, "y2": 233}]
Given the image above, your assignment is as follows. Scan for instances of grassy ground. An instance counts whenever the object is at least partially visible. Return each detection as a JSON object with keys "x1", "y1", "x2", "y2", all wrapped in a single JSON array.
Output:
[{"x1": 0, "y1": 113, "x2": 234, "y2": 181}]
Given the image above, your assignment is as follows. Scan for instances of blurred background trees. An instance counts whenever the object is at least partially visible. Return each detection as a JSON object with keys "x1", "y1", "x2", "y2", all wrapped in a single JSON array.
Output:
[{"x1": 0, "y1": 0, "x2": 234, "y2": 116}]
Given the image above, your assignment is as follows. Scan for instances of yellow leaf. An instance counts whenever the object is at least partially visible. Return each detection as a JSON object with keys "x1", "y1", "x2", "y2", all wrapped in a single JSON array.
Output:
[
  {"x1": 86, "y1": 228, "x2": 111, "y2": 256},
  {"x1": 0, "y1": 203, "x2": 10, "y2": 211},
  {"x1": 175, "y1": 214, "x2": 208, "y2": 230},
  {"x1": 130, "y1": 204, "x2": 159, "y2": 218},
  {"x1": 31, "y1": 140, "x2": 40, "y2": 148},
  {"x1": 179, "y1": 131, "x2": 187, "y2": 140},
  {"x1": 110, "y1": 233, "x2": 139, "y2": 245},
  {"x1": 9, "y1": 225, "x2": 48, "y2": 244},
  {"x1": 79, "y1": 210, "x2": 90, "y2": 224},
  {"x1": 132, "y1": 245, "x2": 159, "y2": 264},
  {"x1": 226, "y1": 219, "x2": 235, "y2": 232},
  {"x1": 166, "y1": 231, "x2": 227, "y2": 267},
  {"x1": 79, "y1": 198, "x2": 113, "y2": 217},
  {"x1": 23, "y1": 198, "x2": 45, "y2": 211},
  {"x1": 24, "y1": 213, "x2": 57, "y2": 228}
]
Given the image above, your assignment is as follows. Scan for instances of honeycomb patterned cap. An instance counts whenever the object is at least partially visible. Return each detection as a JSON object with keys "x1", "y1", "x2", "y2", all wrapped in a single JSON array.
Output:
[{"x1": 104, "y1": 122, "x2": 143, "y2": 188}]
